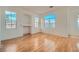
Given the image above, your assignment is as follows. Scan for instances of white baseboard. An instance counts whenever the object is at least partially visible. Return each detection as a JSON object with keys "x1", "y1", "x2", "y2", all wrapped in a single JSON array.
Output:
[
  {"x1": 0, "y1": 40, "x2": 3, "y2": 48},
  {"x1": 70, "y1": 35, "x2": 79, "y2": 39}
]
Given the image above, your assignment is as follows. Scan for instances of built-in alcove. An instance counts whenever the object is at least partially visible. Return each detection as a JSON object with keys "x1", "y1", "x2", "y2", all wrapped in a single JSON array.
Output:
[
  {"x1": 22, "y1": 14, "x2": 32, "y2": 36},
  {"x1": 23, "y1": 26, "x2": 32, "y2": 36}
]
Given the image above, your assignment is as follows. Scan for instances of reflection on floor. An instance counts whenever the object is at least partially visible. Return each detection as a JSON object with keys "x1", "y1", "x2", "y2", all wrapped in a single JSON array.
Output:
[{"x1": 0, "y1": 33, "x2": 79, "y2": 52}]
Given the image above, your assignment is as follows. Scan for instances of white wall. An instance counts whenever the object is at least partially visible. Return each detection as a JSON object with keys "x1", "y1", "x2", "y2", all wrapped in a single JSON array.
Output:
[
  {"x1": 20, "y1": 7, "x2": 41, "y2": 34},
  {"x1": 1, "y1": 6, "x2": 79, "y2": 40},
  {"x1": 0, "y1": 9, "x2": 1, "y2": 32},
  {"x1": 0, "y1": 7, "x2": 41, "y2": 40},
  {"x1": 31, "y1": 15, "x2": 41, "y2": 34},
  {"x1": 40, "y1": 6, "x2": 68, "y2": 37},
  {"x1": 67, "y1": 7, "x2": 79, "y2": 36},
  {"x1": 0, "y1": 7, "x2": 24, "y2": 40},
  {"x1": 22, "y1": 14, "x2": 31, "y2": 26},
  {"x1": 40, "y1": 6, "x2": 79, "y2": 37},
  {"x1": 22, "y1": 14, "x2": 32, "y2": 35}
]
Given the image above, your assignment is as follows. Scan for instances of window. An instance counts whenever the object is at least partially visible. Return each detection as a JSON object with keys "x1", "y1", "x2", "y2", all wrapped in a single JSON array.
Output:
[
  {"x1": 44, "y1": 14, "x2": 56, "y2": 28},
  {"x1": 78, "y1": 18, "x2": 79, "y2": 22},
  {"x1": 5, "y1": 11, "x2": 16, "y2": 29},
  {"x1": 77, "y1": 15, "x2": 79, "y2": 28},
  {"x1": 34, "y1": 16, "x2": 39, "y2": 28},
  {"x1": 77, "y1": 19, "x2": 79, "y2": 27}
]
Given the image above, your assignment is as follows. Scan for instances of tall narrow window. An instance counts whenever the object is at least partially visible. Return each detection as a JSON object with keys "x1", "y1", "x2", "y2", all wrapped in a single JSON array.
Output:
[
  {"x1": 44, "y1": 14, "x2": 56, "y2": 29},
  {"x1": 5, "y1": 11, "x2": 16, "y2": 29},
  {"x1": 78, "y1": 19, "x2": 79, "y2": 27},
  {"x1": 34, "y1": 16, "x2": 39, "y2": 28},
  {"x1": 77, "y1": 15, "x2": 79, "y2": 28}
]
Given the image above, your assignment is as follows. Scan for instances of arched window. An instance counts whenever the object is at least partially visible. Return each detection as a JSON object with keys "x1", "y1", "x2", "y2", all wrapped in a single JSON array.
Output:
[{"x1": 44, "y1": 13, "x2": 56, "y2": 29}]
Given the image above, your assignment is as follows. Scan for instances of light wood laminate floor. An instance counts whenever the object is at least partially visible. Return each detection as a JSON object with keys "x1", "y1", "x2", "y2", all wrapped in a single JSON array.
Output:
[{"x1": 0, "y1": 33, "x2": 79, "y2": 52}]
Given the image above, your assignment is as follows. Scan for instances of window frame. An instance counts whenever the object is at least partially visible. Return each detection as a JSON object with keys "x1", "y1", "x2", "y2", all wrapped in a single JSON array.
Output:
[
  {"x1": 44, "y1": 14, "x2": 56, "y2": 29},
  {"x1": 34, "y1": 16, "x2": 39, "y2": 28},
  {"x1": 5, "y1": 10, "x2": 17, "y2": 29}
]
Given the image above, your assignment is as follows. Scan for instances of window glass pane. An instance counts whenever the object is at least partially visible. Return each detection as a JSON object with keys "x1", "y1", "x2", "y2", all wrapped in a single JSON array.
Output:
[
  {"x1": 5, "y1": 11, "x2": 16, "y2": 29},
  {"x1": 45, "y1": 19, "x2": 49, "y2": 28},
  {"x1": 45, "y1": 23, "x2": 50, "y2": 28},
  {"x1": 50, "y1": 19, "x2": 55, "y2": 23},
  {"x1": 45, "y1": 19, "x2": 49, "y2": 24},
  {"x1": 50, "y1": 19, "x2": 56, "y2": 28},
  {"x1": 50, "y1": 23, "x2": 55, "y2": 28},
  {"x1": 6, "y1": 24, "x2": 12, "y2": 29},
  {"x1": 12, "y1": 12, "x2": 16, "y2": 25},
  {"x1": 34, "y1": 16, "x2": 39, "y2": 28},
  {"x1": 44, "y1": 14, "x2": 56, "y2": 28},
  {"x1": 12, "y1": 24, "x2": 16, "y2": 28},
  {"x1": 5, "y1": 11, "x2": 12, "y2": 28},
  {"x1": 6, "y1": 19, "x2": 11, "y2": 24},
  {"x1": 35, "y1": 19, "x2": 39, "y2": 23},
  {"x1": 35, "y1": 23, "x2": 38, "y2": 28},
  {"x1": 77, "y1": 15, "x2": 79, "y2": 28}
]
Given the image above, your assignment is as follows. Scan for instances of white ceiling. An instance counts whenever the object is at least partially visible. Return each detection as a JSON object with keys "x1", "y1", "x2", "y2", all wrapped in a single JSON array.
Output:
[{"x1": 21, "y1": 6, "x2": 54, "y2": 14}]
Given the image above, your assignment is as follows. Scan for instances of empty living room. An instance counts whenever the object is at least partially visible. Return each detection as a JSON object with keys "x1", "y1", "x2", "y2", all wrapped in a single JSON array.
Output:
[{"x1": 0, "y1": 6, "x2": 79, "y2": 52}]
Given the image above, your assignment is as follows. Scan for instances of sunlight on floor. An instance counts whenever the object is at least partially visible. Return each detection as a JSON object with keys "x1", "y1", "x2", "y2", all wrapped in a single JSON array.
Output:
[
  {"x1": 77, "y1": 43, "x2": 79, "y2": 50},
  {"x1": 4, "y1": 44, "x2": 16, "y2": 52},
  {"x1": 43, "y1": 38, "x2": 55, "y2": 51}
]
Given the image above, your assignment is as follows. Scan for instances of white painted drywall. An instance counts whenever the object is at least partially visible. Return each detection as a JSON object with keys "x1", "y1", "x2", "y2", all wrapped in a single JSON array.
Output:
[
  {"x1": 22, "y1": 14, "x2": 31, "y2": 26},
  {"x1": 20, "y1": 7, "x2": 41, "y2": 34},
  {"x1": 67, "y1": 6, "x2": 79, "y2": 36},
  {"x1": 1, "y1": 6, "x2": 79, "y2": 40},
  {"x1": 40, "y1": 6, "x2": 79, "y2": 37},
  {"x1": 0, "y1": 9, "x2": 1, "y2": 33},
  {"x1": 22, "y1": 14, "x2": 32, "y2": 35},
  {"x1": 40, "y1": 6, "x2": 68, "y2": 37},
  {"x1": 31, "y1": 15, "x2": 41, "y2": 34},
  {"x1": 0, "y1": 7, "x2": 41, "y2": 40},
  {"x1": 0, "y1": 7, "x2": 24, "y2": 40}
]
